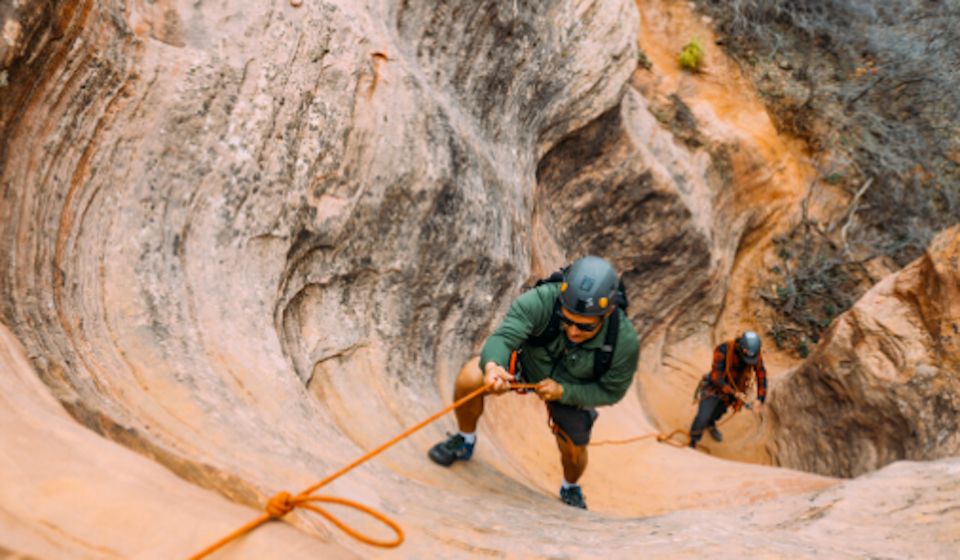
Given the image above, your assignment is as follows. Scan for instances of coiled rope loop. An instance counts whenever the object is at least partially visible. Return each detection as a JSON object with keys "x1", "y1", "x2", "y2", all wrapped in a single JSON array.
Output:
[
  {"x1": 190, "y1": 380, "x2": 747, "y2": 558},
  {"x1": 190, "y1": 381, "x2": 525, "y2": 558}
]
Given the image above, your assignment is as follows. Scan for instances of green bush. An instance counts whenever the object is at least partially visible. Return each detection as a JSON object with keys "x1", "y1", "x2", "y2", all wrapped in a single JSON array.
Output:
[
  {"x1": 679, "y1": 39, "x2": 705, "y2": 72},
  {"x1": 637, "y1": 49, "x2": 652, "y2": 70}
]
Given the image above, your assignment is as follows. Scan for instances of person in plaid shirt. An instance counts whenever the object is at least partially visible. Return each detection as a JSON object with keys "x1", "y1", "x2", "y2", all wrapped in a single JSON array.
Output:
[{"x1": 688, "y1": 331, "x2": 767, "y2": 448}]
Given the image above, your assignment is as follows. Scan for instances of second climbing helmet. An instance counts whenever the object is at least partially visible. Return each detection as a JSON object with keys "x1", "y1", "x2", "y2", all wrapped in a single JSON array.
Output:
[{"x1": 737, "y1": 331, "x2": 762, "y2": 364}]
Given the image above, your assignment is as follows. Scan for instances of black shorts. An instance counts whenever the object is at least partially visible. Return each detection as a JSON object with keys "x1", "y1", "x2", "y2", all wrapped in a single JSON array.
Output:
[
  {"x1": 547, "y1": 401, "x2": 598, "y2": 447},
  {"x1": 511, "y1": 351, "x2": 598, "y2": 446}
]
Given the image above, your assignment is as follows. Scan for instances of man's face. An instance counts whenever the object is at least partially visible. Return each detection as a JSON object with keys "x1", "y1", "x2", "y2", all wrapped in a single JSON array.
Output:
[
  {"x1": 737, "y1": 343, "x2": 758, "y2": 365},
  {"x1": 560, "y1": 307, "x2": 606, "y2": 344}
]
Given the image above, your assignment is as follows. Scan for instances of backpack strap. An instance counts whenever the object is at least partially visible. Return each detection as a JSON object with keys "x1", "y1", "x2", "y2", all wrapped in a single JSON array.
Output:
[
  {"x1": 614, "y1": 278, "x2": 629, "y2": 309},
  {"x1": 525, "y1": 301, "x2": 620, "y2": 381},
  {"x1": 592, "y1": 309, "x2": 620, "y2": 379},
  {"x1": 534, "y1": 269, "x2": 566, "y2": 288}
]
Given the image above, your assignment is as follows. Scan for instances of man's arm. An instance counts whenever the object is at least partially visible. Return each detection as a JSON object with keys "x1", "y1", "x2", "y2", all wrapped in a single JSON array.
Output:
[
  {"x1": 755, "y1": 352, "x2": 768, "y2": 403},
  {"x1": 479, "y1": 286, "x2": 553, "y2": 371}
]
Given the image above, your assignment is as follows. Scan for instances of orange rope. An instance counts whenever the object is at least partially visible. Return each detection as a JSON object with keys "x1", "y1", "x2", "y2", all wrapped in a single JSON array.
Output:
[
  {"x1": 590, "y1": 400, "x2": 751, "y2": 448},
  {"x1": 190, "y1": 381, "x2": 537, "y2": 559},
  {"x1": 590, "y1": 432, "x2": 664, "y2": 447},
  {"x1": 589, "y1": 421, "x2": 723, "y2": 448},
  {"x1": 191, "y1": 380, "x2": 751, "y2": 557}
]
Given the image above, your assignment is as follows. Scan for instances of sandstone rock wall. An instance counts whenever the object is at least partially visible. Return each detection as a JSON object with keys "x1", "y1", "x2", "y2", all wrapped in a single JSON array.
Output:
[
  {"x1": 2, "y1": 0, "x2": 959, "y2": 557},
  {"x1": 770, "y1": 225, "x2": 960, "y2": 477},
  {"x1": 0, "y1": 321, "x2": 355, "y2": 558}
]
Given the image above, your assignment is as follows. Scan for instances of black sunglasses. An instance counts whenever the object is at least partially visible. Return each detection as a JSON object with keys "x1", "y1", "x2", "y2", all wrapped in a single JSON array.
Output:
[{"x1": 559, "y1": 314, "x2": 604, "y2": 332}]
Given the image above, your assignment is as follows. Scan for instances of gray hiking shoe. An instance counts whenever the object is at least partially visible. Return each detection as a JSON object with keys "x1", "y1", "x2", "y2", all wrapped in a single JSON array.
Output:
[
  {"x1": 708, "y1": 425, "x2": 723, "y2": 442},
  {"x1": 559, "y1": 485, "x2": 588, "y2": 510},
  {"x1": 428, "y1": 433, "x2": 475, "y2": 466}
]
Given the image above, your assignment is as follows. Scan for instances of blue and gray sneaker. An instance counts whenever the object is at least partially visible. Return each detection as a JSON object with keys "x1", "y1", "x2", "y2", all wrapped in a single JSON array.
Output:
[
  {"x1": 559, "y1": 485, "x2": 588, "y2": 510},
  {"x1": 428, "y1": 433, "x2": 475, "y2": 466},
  {"x1": 708, "y1": 425, "x2": 723, "y2": 442}
]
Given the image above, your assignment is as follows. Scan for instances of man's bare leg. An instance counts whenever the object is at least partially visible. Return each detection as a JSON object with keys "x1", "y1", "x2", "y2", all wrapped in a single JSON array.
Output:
[
  {"x1": 453, "y1": 357, "x2": 485, "y2": 433},
  {"x1": 428, "y1": 357, "x2": 488, "y2": 467},
  {"x1": 555, "y1": 435, "x2": 589, "y2": 484}
]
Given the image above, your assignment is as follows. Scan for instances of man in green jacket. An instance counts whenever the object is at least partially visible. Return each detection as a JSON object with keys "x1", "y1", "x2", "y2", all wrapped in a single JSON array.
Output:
[{"x1": 427, "y1": 256, "x2": 640, "y2": 510}]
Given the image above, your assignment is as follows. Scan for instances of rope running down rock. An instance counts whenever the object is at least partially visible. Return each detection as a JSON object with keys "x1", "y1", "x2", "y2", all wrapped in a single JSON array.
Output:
[{"x1": 190, "y1": 381, "x2": 748, "y2": 557}]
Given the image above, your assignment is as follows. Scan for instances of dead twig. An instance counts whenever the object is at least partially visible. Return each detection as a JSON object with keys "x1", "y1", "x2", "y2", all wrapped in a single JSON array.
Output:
[{"x1": 838, "y1": 177, "x2": 874, "y2": 255}]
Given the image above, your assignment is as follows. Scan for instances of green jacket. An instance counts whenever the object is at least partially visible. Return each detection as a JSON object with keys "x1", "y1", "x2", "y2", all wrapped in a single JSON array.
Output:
[{"x1": 479, "y1": 283, "x2": 640, "y2": 408}]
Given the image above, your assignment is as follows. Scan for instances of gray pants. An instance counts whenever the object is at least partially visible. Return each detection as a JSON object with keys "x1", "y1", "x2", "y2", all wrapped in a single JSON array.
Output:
[{"x1": 689, "y1": 395, "x2": 728, "y2": 446}]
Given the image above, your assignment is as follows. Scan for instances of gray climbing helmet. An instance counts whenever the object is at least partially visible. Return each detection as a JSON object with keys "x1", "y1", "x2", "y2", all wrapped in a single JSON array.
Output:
[
  {"x1": 737, "y1": 331, "x2": 762, "y2": 364},
  {"x1": 559, "y1": 256, "x2": 619, "y2": 317}
]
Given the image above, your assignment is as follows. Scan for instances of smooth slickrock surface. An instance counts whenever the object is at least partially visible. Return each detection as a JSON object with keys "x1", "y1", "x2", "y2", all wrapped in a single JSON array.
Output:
[
  {"x1": 0, "y1": 322, "x2": 356, "y2": 559},
  {"x1": 1, "y1": 0, "x2": 958, "y2": 558}
]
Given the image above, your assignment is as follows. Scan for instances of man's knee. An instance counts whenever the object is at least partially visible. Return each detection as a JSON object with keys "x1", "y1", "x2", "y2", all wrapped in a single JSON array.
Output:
[
  {"x1": 559, "y1": 441, "x2": 588, "y2": 466},
  {"x1": 455, "y1": 357, "x2": 485, "y2": 393}
]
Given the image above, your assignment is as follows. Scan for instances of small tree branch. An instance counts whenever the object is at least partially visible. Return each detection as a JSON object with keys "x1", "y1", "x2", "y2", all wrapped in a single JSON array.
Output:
[{"x1": 839, "y1": 177, "x2": 874, "y2": 254}]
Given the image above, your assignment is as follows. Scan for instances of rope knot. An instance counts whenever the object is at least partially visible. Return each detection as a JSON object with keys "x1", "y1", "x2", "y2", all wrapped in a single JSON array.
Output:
[{"x1": 266, "y1": 491, "x2": 295, "y2": 518}]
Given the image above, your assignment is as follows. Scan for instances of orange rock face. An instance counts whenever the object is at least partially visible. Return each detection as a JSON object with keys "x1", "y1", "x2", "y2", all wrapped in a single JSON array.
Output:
[{"x1": 771, "y1": 226, "x2": 960, "y2": 477}]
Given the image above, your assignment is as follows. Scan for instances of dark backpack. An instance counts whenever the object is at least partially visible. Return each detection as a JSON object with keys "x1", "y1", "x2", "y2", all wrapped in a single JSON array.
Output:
[{"x1": 524, "y1": 268, "x2": 629, "y2": 379}]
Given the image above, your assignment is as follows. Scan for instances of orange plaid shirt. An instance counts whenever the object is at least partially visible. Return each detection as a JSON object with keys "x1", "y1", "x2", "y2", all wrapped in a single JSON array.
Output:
[{"x1": 706, "y1": 342, "x2": 767, "y2": 403}]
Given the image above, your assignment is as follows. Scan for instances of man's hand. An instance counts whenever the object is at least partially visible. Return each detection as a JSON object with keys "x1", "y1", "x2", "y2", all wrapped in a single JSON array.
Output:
[
  {"x1": 754, "y1": 401, "x2": 765, "y2": 415},
  {"x1": 535, "y1": 378, "x2": 564, "y2": 402},
  {"x1": 483, "y1": 362, "x2": 513, "y2": 394}
]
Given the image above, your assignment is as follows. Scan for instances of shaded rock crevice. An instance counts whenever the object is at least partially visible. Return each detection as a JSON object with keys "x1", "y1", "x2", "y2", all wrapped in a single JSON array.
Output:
[{"x1": 534, "y1": 89, "x2": 714, "y2": 339}]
